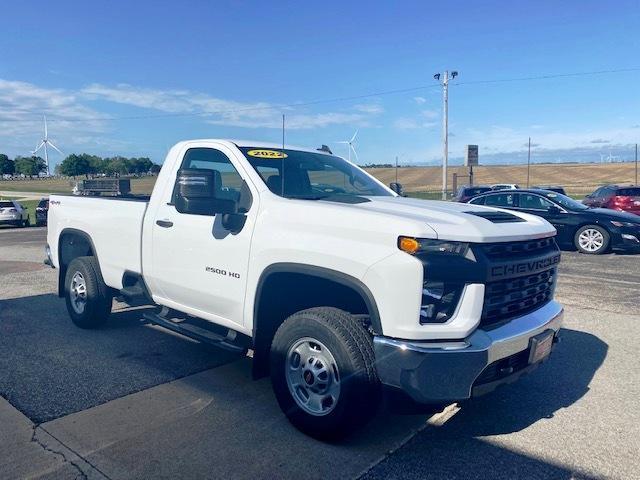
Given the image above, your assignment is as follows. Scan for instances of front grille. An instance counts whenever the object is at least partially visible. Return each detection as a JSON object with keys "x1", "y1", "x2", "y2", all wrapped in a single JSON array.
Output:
[
  {"x1": 474, "y1": 349, "x2": 530, "y2": 386},
  {"x1": 481, "y1": 268, "x2": 555, "y2": 328},
  {"x1": 482, "y1": 237, "x2": 556, "y2": 259}
]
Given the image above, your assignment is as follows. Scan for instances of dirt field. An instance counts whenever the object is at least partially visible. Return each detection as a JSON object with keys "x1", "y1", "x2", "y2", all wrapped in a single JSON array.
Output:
[
  {"x1": 373, "y1": 162, "x2": 639, "y2": 194},
  {"x1": 1, "y1": 162, "x2": 637, "y2": 196}
]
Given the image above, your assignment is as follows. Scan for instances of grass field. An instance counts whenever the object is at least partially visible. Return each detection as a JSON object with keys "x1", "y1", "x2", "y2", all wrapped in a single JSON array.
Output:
[
  {"x1": 1, "y1": 162, "x2": 637, "y2": 199},
  {"x1": 0, "y1": 176, "x2": 156, "y2": 195}
]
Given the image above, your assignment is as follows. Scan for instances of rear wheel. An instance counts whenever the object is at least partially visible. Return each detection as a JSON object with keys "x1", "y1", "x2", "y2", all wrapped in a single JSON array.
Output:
[
  {"x1": 270, "y1": 307, "x2": 380, "y2": 440},
  {"x1": 64, "y1": 256, "x2": 113, "y2": 328},
  {"x1": 574, "y1": 225, "x2": 610, "y2": 254}
]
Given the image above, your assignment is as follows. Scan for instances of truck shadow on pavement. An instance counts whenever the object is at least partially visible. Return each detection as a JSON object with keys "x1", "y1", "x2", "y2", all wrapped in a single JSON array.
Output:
[
  {"x1": 362, "y1": 328, "x2": 608, "y2": 479},
  {"x1": 0, "y1": 293, "x2": 243, "y2": 424}
]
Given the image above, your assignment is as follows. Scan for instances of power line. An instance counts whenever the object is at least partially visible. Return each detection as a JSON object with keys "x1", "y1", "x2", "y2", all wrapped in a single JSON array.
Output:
[
  {"x1": 11, "y1": 66, "x2": 640, "y2": 124},
  {"x1": 453, "y1": 67, "x2": 640, "y2": 86}
]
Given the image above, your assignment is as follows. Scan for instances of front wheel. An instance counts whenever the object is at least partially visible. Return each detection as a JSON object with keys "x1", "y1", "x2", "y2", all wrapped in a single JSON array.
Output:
[
  {"x1": 574, "y1": 225, "x2": 610, "y2": 254},
  {"x1": 270, "y1": 307, "x2": 380, "y2": 440},
  {"x1": 64, "y1": 256, "x2": 113, "y2": 328}
]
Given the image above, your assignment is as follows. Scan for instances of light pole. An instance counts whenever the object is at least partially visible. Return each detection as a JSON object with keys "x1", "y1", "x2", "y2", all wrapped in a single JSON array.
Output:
[
  {"x1": 527, "y1": 137, "x2": 531, "y2": 188},
  {"x1": 434, "y1": 70, "x2": 458, "y2": 200}
]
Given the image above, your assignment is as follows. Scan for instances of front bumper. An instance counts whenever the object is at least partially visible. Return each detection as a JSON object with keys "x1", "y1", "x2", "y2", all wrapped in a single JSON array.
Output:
[
  {"x1": 373, "y1": 300, "x2": 563, "y2": 403},
  {"x1": 611, "y1": 227, "x2": 640, "y2": 250}
]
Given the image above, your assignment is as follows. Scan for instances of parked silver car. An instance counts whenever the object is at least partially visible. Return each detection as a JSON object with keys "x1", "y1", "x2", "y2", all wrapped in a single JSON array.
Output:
[{"x1": 0, "y1": 200, "x2": 30, "y2": 227}]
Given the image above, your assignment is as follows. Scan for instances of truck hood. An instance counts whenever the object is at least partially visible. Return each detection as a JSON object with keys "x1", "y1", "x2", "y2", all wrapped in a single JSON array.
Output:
[{"x1": 329, "y1": 196, "x2": 557, "y2": 243}]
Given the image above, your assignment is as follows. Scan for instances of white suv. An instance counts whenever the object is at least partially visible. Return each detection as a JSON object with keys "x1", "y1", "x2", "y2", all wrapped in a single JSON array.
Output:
[{"x1": 0, "y1": 200, "x2": 30, "y2": 228}]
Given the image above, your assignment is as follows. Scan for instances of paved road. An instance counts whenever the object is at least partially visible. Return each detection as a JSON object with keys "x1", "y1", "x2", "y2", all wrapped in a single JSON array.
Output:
[{"x1": 1, "y1": 228, "x2": 638, "y2": 479}]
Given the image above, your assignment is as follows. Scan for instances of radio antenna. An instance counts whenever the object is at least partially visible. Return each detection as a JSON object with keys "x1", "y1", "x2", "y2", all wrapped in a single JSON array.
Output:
[{"x1": 281, "y1": 114, "x2": 285, "y2": 197}]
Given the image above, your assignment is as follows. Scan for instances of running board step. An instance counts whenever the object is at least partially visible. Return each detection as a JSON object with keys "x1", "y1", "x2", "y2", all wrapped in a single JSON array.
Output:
[
  {"x1": 142, "y1": 311, "x2": 246, "y2": 353},
  {"x1": 119, "y1": 285, "x2": 146, "y2": 299}
]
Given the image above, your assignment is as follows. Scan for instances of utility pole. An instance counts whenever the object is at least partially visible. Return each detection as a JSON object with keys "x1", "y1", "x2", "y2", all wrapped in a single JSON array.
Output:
[
  {"x1": 635, "y1": 143, "x2": 638, "y2": 185},
  {"x1": 434, "y1": 70, "x2": 458, "y2": 200},
  {"x1": 395, "y1": 155, "x2": 398, "y2": 184},
  {"x1": 527, "y1": 137, "x2": 531, "y2": 188}
]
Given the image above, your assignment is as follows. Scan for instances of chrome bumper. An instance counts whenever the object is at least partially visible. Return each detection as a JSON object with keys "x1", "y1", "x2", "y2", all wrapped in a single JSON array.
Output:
[{"x1": 373, "y1": 301, "x2": 564, "y2": 403}]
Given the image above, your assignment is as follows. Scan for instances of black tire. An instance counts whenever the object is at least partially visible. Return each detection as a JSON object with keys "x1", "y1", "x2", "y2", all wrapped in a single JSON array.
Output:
[
  {"x1": 64, "y1": 256, "x2": 113, "y2": 328},
  {"x1": 270, "y1": 307, "x2": 380, "y2": 440},
  {"x1": 574, "y1": 224, "x2": 610, "y2": 254}
]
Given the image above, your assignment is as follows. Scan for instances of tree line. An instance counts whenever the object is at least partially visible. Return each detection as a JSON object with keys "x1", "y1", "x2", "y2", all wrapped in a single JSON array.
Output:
[
  {"x1": 0, "y1": 154, "x2": 47, "y2": 176},
  {"x1": 0, "y1": 153, "x2": 161, "y2": 177}
]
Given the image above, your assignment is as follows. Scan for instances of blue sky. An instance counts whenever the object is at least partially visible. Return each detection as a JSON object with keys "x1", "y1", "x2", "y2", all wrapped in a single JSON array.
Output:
[{"x1": 0, "y1": 0, "x2": 638, "y2": 169}]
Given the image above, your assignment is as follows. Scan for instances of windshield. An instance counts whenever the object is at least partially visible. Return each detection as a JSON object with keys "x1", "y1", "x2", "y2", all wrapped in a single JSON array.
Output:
[
  {"x1": 239, "y1": 147, "x2": 392, "y2": 199},
  {"x1": 542, "y1": 192, "x2": 588, "y2": 211},
  {"x1": 0, "y1": 201, "x2": 14, "y2": 208}
]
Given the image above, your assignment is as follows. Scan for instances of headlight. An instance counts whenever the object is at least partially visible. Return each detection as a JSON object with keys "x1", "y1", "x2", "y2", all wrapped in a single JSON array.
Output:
[
  {"x1": 398, "y1": 237, "x2": 470, "y2": 256},
  {"x1": 420, "y1": 280, "x2": 464, "y2": 324},
  {"x1": 610, "y1": 221, "x2": 640, "y2": 227}
]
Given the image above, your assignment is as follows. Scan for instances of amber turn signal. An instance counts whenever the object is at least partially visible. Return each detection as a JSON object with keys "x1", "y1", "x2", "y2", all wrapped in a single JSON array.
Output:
[{"x1": 398, "y1": 236, "x2": 420, "y2": 254}]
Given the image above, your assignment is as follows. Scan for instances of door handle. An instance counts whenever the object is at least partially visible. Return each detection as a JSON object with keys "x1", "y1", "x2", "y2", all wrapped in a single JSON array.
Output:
[{"x1": 156, "y1": 219, "x2": 174, "y2": 228}]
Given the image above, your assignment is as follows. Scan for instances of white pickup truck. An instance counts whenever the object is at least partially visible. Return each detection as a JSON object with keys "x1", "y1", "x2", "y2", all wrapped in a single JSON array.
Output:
[{"x1": 46, "y1": 139, "x2": 563, "y2": 439}]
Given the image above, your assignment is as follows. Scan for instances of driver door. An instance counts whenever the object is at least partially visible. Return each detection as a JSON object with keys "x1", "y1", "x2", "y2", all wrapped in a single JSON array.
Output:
[
  {"x1": 148, "y1": 144, "x2": 257, "y2": 330},
  {"x1": 516, "y1": 193, "x2": 569, "y2": 242}
]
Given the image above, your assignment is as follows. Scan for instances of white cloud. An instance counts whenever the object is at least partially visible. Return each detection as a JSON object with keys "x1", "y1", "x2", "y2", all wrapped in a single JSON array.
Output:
[
  {"x1": 353, "y1": 103, "x2": 384, "y2": 114},
  {"x1": 413, "y1": 96, "x2": 427, "y2": 104},
  {"x1": 421, "y1": 109, "x2": 439, "y2": 120},
  {"x1": 0, "y1": 79, "x2": 107, "y2": 156},
  {"x1": 82, "y1": 83, "x2": 377, "y2": 130},
  {"x1": 393, "y1": 117, "x2": 438, "y2": 130}
]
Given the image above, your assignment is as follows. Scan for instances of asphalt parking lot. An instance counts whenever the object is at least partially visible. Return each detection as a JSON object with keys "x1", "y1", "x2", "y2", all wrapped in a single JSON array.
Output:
[{"x1": 1, "y1": 227, "x2": 639, "y2": 479}]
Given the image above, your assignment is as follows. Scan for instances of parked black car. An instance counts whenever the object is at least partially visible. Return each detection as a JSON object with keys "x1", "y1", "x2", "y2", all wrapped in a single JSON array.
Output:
[
  {"x1": 35, "y1": 198, "x2": 49, "y2": 227},
  {"x1": 533, "y1": 185, "x2": 566, "y2": 195},
  {"x1": 468, "y1": 189, "x2": 640, "y2": 254},
  {"x1": 453, "y1": 185, "x2": 492, "y2": 202}
]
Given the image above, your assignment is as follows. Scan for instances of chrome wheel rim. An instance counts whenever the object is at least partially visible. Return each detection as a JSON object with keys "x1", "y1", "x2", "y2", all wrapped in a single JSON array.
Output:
[
  {"x1": 578, "y1": 228, "x2": 604, "y2": 252},
  {"x1": 285, "y1": 337, "x2": 341, "y2": 416},
  {"x1": 69, "y1": 272, "x2": 87, "y2": 314}
]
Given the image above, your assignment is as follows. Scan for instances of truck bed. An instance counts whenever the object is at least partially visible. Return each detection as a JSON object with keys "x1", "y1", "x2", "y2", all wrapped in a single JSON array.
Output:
[{"x1": 48, "y1": 194, "x2": 149, "y2": 289}]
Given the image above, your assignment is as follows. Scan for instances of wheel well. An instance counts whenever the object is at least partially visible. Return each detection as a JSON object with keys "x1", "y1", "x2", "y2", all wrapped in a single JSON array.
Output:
[
  {"x1": 57, "y1": 230, "x2": 97, "y2": 297},
  {"x1": 251, "y1": 266, "x2": 380, "y2": 379}
]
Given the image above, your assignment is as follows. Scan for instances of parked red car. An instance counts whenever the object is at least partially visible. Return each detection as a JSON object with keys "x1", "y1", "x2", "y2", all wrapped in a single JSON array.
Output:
[{"x1": 583, "y1": 185, "x2": 640, "y2": 216}]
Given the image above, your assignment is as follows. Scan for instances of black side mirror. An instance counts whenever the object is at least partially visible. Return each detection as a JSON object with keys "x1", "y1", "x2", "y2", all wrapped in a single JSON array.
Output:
[
  {"x1": 175, "y1": 168, "x2": 237, "y2": 216},
  {"x1": 389, "y1": 182, "x2": 405, "y2": 196}
]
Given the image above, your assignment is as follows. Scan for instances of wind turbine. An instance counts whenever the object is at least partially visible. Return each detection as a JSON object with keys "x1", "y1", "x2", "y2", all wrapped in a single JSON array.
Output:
[
  {"x1": 336, "y1": 130, "x2": 359, "y2": 163},
  {"x1": 32, "y1": 115, "x2": 63, "y2": 176}
]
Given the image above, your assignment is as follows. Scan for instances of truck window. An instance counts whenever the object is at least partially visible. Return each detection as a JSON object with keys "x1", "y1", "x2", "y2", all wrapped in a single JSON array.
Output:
[{"x1": 173, "y1": 148, "x2": 244, "y2": 204}]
